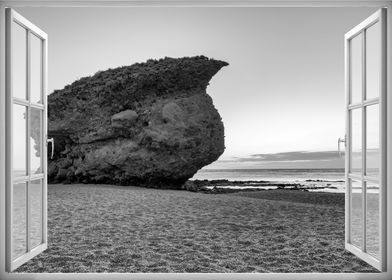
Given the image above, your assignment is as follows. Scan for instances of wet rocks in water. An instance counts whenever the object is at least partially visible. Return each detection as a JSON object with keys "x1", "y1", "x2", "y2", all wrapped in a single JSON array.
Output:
[{"x1": 47, "y1": 56, "x2": 228, "y2": 188}]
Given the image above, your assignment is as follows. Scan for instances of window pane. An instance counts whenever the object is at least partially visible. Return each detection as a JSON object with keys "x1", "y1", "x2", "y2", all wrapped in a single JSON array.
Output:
[
  {"x1": 13, "y1": 105, "x2": 27, "y2": 177},
  {"x1": 30, "y1": 108, "x2": 42, "y2": 174},
  {"x1": 13, "y1": 182, "x2": 27, "y2": 260},
  {"x1": 350, "y1": 33, "x2": 362, "y2": 104},
  {"x1": 366, "y1": 105, "x2": 379, "y2": 178},
  {"x1": 30, "y1": 179, "x2": 43, "y2": 249},
  {"x1": 366, "y1": 181, "x2": 380, "y2": 259},
  {"x1": 12, "y1": 22, "x2": 27, "y2": 100},
  {"x1": 350, "y1": 109, "x2": 362, "y2": 174},
  {"x1": 30, "y1": 33, "x2": 42, "y2": 104},
  {"x1": 350, "y1": 179, "x2": 362, "y2": 249},
  {"x1": 366, "y1": 22, "x2": 380, "y2": 100}
]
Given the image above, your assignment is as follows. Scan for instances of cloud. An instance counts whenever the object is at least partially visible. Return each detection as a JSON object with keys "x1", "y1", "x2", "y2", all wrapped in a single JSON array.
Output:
[
  {"x1": 204, "y1": 150, "x2": 346, "y2": 169},
  {"x1": 240, "y1": 151, "x2": 343, "y2": 162},
  {"x1": 203, "y1": 149, "x2": 379, "y2": 169}
]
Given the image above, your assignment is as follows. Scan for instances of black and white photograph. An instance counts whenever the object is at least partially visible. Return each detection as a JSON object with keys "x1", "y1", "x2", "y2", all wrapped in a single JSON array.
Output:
[{"x1": 0, "y1": 0, "x2": 391, "y2": 278}]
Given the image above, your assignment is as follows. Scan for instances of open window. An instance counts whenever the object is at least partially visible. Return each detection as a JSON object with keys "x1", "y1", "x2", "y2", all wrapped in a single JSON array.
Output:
[
  {"x1": 0, "y1": 2, "x2": 390, "y2": 278},
  {"x1": 5, "y1": 8, "x2": 48, "y2": 272},
  {"x1": 344, "y1": 8, "x2": 387, "y2": 271}
]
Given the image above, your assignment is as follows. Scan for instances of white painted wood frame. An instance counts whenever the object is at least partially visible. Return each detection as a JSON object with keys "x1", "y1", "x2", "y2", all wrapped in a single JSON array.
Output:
[
  {"x1": 5, "y1": 7, "x2": 48, "y2": 272},
  {"x1": 0, "y1": 1, "x2": 391, "y2": 280},
  {"x1": 344, "y1": 8, "x2": 387, "y2": 272}
]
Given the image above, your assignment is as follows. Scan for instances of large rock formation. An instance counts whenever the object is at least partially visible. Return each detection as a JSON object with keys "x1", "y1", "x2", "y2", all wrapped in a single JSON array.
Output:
[{"x1": 47, "y1": 56, "x2": 227, "y2": 188}]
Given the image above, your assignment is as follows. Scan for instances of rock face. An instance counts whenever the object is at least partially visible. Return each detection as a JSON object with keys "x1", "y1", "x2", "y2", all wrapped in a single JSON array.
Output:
[{"x1": 48, "y1": 56, "x2": 227, "y2": 188}]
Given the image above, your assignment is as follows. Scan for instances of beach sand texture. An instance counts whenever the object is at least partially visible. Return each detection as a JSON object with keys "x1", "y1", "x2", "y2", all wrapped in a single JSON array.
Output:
[{"x1": 15, "y1": 184, "x2": 377, "y2": 273}]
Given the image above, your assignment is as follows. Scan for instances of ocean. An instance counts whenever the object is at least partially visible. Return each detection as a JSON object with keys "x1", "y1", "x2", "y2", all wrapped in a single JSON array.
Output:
[{"x1": 192, "y1": 168, "x2": 347, "y2": 193}]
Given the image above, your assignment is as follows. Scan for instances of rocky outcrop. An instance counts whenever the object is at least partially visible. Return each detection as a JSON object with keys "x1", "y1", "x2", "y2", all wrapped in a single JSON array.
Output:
[{"x1": 47, "y1": 56, "x2": 227, "y2": 188}]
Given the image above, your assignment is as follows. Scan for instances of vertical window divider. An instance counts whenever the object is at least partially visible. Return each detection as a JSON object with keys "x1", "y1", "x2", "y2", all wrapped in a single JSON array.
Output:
[
  {"x1": 345, "y1": 36, "x2": 351, "y2": 245},
  {"x1": 42, "y1": 34, "x2": 48, "y2": 246},
  {"x1": 26, "y1": 29, "x2": 31, "y2": 253},
  {"x1": 379, "y1": 9, "x2": 387, "y2": 271},
  {"x1": 5, "y1": 13, "x2": 14, "y2": 272},
  {"x1": 361, "y1": 29, "x2": 367, "y2": 253}
]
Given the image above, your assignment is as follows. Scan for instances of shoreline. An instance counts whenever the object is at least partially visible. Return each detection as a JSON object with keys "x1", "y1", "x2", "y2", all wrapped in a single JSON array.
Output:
[{"x1": 183, "y1": 179, "x2": 343, "y2": 194}]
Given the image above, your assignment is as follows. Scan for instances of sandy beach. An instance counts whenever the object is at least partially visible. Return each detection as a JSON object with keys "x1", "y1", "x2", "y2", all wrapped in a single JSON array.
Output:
[{"x1": 16, "y1": 184, "x2": 377, "y2": 273}]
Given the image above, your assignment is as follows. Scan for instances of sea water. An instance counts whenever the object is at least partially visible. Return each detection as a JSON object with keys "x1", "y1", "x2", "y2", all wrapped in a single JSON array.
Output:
[{"x1": 192, "y1": 168, "x2": 347, "y2": 193}]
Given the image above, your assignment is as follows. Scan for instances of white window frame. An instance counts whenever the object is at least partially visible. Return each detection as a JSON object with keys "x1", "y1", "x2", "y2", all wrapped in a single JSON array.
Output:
[
  {"x1": 5, "y1": 8, "x2": 48, "y2": 272},
  {"x1": 0, "y1": 1, "x2": 391, "y2": 280},
  {"x1": 344, "y1": 9, "x2": 387, "y2": 271}
]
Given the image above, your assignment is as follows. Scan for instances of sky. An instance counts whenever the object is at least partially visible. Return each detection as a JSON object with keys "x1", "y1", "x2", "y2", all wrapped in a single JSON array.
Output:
[{"x1": 15, "y1": 6, "x2": 378, "y2": 169}]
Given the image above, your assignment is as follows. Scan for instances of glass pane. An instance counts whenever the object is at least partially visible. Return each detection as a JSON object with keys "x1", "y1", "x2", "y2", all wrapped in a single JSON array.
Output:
[
  {"x1": 13, "y1": 182, "x2": 27, "y2": 260},
  {"x1": 12, "y1": 22, "x2": 27, "y2": 100},
  {"x1": 366, "y1": 181, "x2": 380, "y2": 259},
  {"x1": 350, "y1": 179, "x2": 363, "y2": 249},
  {"x1": 351, "y1": 109, "x2": 362, "y2": 174},
  {"x1": 366, "y1": 105, "x2": 379, "y2": 178},
  {"x1": 30, "y1": 179, "x2": 43, "y2": 249},
  {"x1": 30, "y1": 34, "x2": 42, "y2": 104},
  {"x1": 366, "y1": 22, "x2": 380, "y2": 100},
  {"x1": 350, "y1": 33, "x2": 363, "y2": 104},
  {"x1": 13, "y1": 105, "x2": 27, "y2": 177},
  {"x1": 30, "y1": 108, "x2": 42, "y2": 174}
]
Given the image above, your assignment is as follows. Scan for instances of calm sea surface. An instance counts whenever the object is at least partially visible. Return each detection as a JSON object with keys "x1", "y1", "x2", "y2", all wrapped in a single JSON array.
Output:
[
  {"x1": 192, "y1": 168, "x2": 347, "y2": 193},
  {"x1": 192, "y1": 168, "x2": 345, "y2": 182}
]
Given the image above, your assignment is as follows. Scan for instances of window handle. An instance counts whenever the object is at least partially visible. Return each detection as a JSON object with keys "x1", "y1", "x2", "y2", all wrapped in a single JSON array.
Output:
[
  {"x1": 47, "y1": 137, "x2": 54, "y2": 159},
  {"x1": 338, "y1": 136, "x2": 346, "y2": 157}
]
